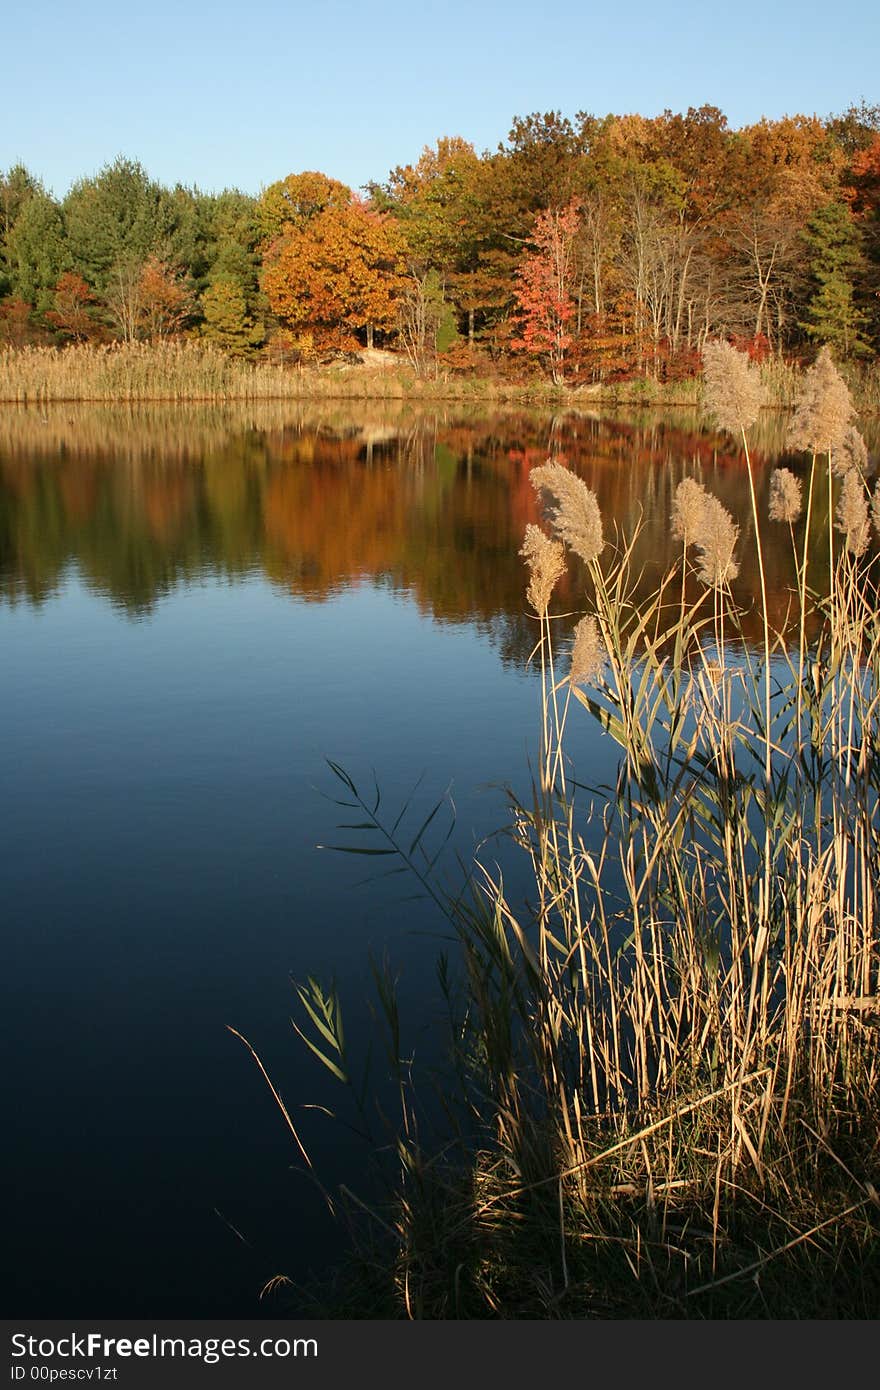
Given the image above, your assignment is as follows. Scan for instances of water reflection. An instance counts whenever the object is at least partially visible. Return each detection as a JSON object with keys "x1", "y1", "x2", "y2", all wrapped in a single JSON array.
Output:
[
  {"x1": 2, "y1": 399, "x2": 878, "y2": 1316},
  {"x1": 1, "y1": 402, "x2": 876, "y2": 655}
]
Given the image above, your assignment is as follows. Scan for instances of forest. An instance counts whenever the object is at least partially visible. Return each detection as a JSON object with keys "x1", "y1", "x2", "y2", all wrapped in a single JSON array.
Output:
[{"x1": 1, "y1": 102, "x2": 879, "y2": 384}]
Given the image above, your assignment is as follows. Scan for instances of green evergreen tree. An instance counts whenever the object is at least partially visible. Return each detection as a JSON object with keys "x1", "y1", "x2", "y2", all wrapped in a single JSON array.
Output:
[
  {"x1": 200, "y1": 277, "x2": 264, "y2": 355},
  {"x1": 159, "y1": 184, "x2": 212, "y2": 287},
  {"x1": 1, "y1": 166, "x2": 55, "y2": 300},
  {"x1": 63, "y1": 157, "x2": 165, "y2": 292},
  {"x1": 4, "y1": 191, "x2": 66, "y2": 315},
  {"x1": 799, "y1": 201, "x2": 870, "y2": 357}
]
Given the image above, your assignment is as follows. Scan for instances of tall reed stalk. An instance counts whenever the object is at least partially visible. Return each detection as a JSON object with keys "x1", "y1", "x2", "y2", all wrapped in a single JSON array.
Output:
[{"x1": 275, "y1": 350, "x2": 880, "y2": 1317}]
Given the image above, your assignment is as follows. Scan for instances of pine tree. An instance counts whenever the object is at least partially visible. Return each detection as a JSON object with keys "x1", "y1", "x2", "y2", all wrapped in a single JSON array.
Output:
[
  {"x1": 201, "y1": 278, "x2": 264, "y2": 356},
  {"x1": 799, "y1": 201, "x2": 870, "y2": 356}
]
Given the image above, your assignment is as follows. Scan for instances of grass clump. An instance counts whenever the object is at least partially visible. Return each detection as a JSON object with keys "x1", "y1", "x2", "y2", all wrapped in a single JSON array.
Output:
[
  {"x1": 0, "y1": 340, "x2": 299, "y2": 402},
  {"x1": 253, "y1": 344, "x2": 880, "y2": 1319}
]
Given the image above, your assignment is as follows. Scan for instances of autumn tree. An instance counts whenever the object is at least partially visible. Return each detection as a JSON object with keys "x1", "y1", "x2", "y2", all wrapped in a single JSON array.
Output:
[
  {"x1": 616, "y1": 162, "x2": 694, "y2": 370},
  {"x1": 848, "y1": 135, "x2": 880, "y2": 219},
  {"x1": 45, "y1": 272, "x2": 99, "y2": 341},
  {"x1": 257, "y1": 171, "x2": 352, "y2": 246},
  {"x1": 384, "y1": 119, "x2": 587, "y2": 352},
  {"x1": 719, "y1": 117, "x2": 843, "y2": 350},
  {"x1": 845, "y1": 136, "x2": 880, "y2": 345},
  {"x1": 499, "y1": 112, "x2": 587, "y2": 224},
  {"x1": 381, "y1": 140, "x2": 478, "y2": 283},
  {"x1": 137, "y1": 256, "x2": 193, "y2": 339},
  {"x1": 377, "y1": 137, "x2": 492, "y2": 349},
  {"x1": 0, "y1": 296, "x2": 34, "y2": 346},
  {"x1": 512, "y1": 199, "x2": 581, "y2": 383},
  {"x1": 826, "y1": 101, "x2": 880, "y2": 156},
  {"x1": 643, "y1": 106, "x2": 739, "y2": 223},
  {"x1": 262, "y1": 197, "x2": 406, "y2": 351}
]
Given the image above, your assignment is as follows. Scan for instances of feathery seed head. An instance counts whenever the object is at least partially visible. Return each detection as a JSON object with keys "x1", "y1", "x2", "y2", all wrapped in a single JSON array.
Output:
[
  {"x1": 835, "y1": 470, "x2": 870, "y2": 556},
  {"x1": 872, "y1": 481, "x2": 880, "y2": 540},
  {"x1": 701, "y1": 340, "x2": 767, "y2": 435},
  {"x1": 569, "y1": 614, "x2": 605, "y2": 686},
  {"x1": 693, "y1": 494, "x2": 740, "y2": 588},
  {"x1": 831, "y1": 424, "x2": 869, "y2": 478},
  {"x1": 530, "y1": 461, "x2": 604, "y2": 565},
  {"x1": 520, "y1": 523, "x2": 567, "y2": 615},
  {"x1": 786, "y1": 346, "x2": 856, "y2": 456},
  {"x1": 768, "y1": 467, "x2": 803, "y2": 525},
  {"x1": 671, "y1": 477, "x2": 708, "y2": 546}
]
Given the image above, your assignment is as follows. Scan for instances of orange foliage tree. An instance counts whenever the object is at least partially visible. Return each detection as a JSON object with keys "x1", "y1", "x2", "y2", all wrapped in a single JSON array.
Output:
[
  {"x1": 45, "y1": 272, "x2": 99, "y2": 341},
  {"x1": 262, "y1": 198, "x2": 406, "y2": 351},
  {"x1": 137, "y1": 256, "x2": 193, "y2": 339},
  {"x1": 256, "y1": 170, "x2": 352, "y2": 244}
]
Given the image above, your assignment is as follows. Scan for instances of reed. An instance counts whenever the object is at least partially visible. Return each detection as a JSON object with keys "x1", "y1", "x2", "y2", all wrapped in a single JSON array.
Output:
[
  {"x1": 0, "y1": 341, "x2": 296, "y2": 402},
  {"x1": 0, "y1": 341, "x2": 565, "y2": 405},
  {"x1": 235, "y1": 351, "x2": 880, "y2": 1314},
  {"x1": 279, "y1": 414, "x2": 880, "y2": 1315},
  {"x1": 3, "y1": 340, "x2": 880, "y2": 412}
]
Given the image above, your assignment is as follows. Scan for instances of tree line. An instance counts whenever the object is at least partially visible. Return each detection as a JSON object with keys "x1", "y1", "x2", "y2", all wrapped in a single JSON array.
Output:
[{"x1": 1, "y1": 102, "x2": 879, "y2": 382}]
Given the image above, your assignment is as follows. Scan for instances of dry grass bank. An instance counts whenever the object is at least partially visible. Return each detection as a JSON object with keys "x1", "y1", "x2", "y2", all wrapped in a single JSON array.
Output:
[{"x1": 3, "y1": 340, "x2": 878, "y2": 413}]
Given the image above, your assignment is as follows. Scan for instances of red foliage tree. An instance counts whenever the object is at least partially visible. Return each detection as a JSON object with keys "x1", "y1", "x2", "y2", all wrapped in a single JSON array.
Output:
[
  {"x1": 512, "y1": 199, "x2": 581, "y2": 383},
  {"x1": 0, "y1": 296, "x2": 33, "y2": 346}
]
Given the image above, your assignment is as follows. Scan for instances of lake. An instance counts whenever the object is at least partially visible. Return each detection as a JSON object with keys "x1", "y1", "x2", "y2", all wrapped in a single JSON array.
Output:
[{"x1": 1, "y1": 400, "x2": 875, "y2": 1316}]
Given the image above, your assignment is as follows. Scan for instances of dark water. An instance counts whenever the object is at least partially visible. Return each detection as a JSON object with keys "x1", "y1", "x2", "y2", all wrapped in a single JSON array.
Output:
[{"x1": 1, "y1": 402, "x2": 876, "y2": 1316}]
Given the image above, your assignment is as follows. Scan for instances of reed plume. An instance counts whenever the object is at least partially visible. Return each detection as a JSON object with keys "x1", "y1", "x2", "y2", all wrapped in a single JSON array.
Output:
[
  {"x1": 520, "y1": 523, "x2": 567, "y2": 616},
  {"x1": 831, "y1": 424, "x2": 869, "y2": 478},
  {"x1": 786, "y1": 346, "x2": 855, "y2": 455},
  {"x1": 701, "y1": 340, "x2": 767, "y2": 434},
  {"x1": 569, "y1": 614, "x2": 604, "y2": 686},
  {"x1": 835, "y1": 469, "x2": 871, "y2": 556},
  {"x1": 530, "y1": 462, "x2": 604, "y2": 565},
  {"x1": 872, "y1": 481, "x2": 880, "y2": 539},
  {"x1": 671, "y1": 477, "x2": 707, "y2": 546},
  {"x1": 693, "y1": 494, "x2": 740, "y2": 587},
  {"x1": 768, "y1": 467, "x2": 803, "y2": 524}
]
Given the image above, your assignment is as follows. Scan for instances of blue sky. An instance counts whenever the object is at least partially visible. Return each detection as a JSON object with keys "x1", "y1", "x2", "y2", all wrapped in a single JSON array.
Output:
[{"x1": 3, "y1": 0, "x2": 878, "y2": 199}]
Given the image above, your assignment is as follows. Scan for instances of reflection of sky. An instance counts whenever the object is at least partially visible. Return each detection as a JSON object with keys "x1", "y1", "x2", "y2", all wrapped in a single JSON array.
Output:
[{"x1": 0, "y1": 570, "x2": 621, "y2": 1315}]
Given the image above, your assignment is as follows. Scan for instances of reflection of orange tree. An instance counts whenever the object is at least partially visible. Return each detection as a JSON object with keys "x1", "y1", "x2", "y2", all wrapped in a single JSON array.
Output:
[
  {"x1": 256, "y1": 428, "x2": 537, "y2": 629},
  {"x1": 262, "y1": 460, "x2": 413, "y2": 599},
  {"x1": 57, "y1": 460, "x2": 99, "y2": 522},
  {"x1": 142, "y1": 471, "x2": 197, "y2": 542}
]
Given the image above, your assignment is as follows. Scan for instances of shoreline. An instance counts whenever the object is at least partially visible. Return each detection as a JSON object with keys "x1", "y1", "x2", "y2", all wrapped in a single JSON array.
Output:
[{"x1": 2, "y1": 341, "x2": 879, "y2": 413}]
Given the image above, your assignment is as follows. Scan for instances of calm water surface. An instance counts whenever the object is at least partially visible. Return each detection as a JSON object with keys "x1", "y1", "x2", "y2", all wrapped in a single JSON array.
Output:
[{"x1": 2, "y1": 401, "x2": 876, "y2": 1315}]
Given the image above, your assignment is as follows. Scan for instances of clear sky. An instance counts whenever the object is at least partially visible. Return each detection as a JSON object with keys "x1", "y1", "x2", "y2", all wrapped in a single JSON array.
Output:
[{"x1": 3, "y1": 0, "x2": 878, "y2": 199}]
